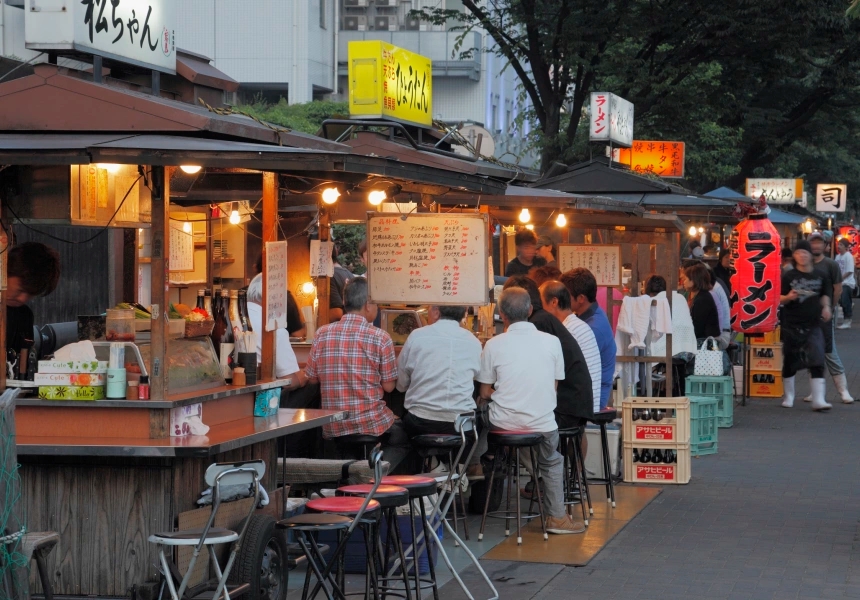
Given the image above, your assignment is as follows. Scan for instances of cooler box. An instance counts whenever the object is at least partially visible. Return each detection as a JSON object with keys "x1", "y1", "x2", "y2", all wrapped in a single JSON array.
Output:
[{"x1": 584, "y1": 423, "x2": 621, "y2": 479}]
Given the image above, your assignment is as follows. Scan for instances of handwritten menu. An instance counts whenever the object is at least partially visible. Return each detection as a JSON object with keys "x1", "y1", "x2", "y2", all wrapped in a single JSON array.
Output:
[
  {"x1": 367, "y1": 213, "x2": 489, "y2": 305},
  {"x1": 309, "y1": 240, "x2": 335, "y2": 277},
  {"x1": 264, "y1": 241, "x2": 288, "y2": 331},
  {"x1": 558, "y1": 244, "x2": 622, "y2": 287},
  {"x1": 168, "y1": 220, "x2": 194, "y2": 272}
]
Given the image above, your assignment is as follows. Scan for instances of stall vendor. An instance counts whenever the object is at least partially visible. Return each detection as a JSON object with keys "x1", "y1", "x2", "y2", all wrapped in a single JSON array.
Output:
[
  {"x1": 505, "y1": 229, "x2": 546, "y2": 276},
  {"x1": 5, "y1": 242, "x2": 60, "y2": 367}
]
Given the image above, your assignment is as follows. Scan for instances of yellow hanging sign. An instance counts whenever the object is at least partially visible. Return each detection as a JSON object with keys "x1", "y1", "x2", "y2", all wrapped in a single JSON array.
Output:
[{"x1": 348, "y1": 41, "x2": 433, "y2": 128}]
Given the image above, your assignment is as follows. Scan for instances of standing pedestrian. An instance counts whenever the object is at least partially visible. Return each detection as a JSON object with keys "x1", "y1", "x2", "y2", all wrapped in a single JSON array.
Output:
[
  {"x1": 780, "y1": 240, "x2": 832, "y2": 411},
  {"x1": 836, "y1": 238, "x2": 855, "y2": 329}
]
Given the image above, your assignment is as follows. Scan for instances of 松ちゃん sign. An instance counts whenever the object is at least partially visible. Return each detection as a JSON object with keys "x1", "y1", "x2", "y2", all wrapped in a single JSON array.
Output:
[{"x1": 26, "y1": 0, "x2": 176, "y2": 74}]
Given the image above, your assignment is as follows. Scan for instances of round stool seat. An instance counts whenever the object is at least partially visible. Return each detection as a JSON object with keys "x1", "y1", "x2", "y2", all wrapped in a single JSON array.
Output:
[
  {"x1": 488, "y1": 430, "x2": 544, "y2": 446},
  {"x1": 277, "y1": 513, "x2": 352, "y2": 531},
  {"x1": 589, "y1": 408, "x2": 617, "y2": 423},
  {"x1": 306, "y1": 496, "x2": 381, "y2": 516},
  {"x1": 411, "y1": 434, "x2": 462, "y2": 449},
  {"x1": 376, "y1": 475, "x2": 437, "y2": 498},
  {"x1": 337, "y1": 484, "x2": 410, "y2": 509},
  {"x1": 336, "y1": 433, "x2": 380, "y2": 444},
  {"x1": 558, "y1": 426, "x2": 584, "y2": 437}
]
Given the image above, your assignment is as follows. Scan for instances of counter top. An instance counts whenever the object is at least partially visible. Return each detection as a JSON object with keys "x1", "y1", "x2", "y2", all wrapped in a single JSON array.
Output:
[
  {"x1": 15, "y1": 379, "x2": 289, "y2": 409},
  {"x1": 16, "y1": 408, "x2": 347, "y2": 457}
]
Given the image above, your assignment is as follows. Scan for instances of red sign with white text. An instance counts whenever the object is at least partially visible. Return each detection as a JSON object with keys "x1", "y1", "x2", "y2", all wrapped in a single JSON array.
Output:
[
  {"x1": 634, "y1": 425, "x2": 675, "y2": 441},
  {"x1": 636, "y1": 465, "x2": 675, "y2": 481}
]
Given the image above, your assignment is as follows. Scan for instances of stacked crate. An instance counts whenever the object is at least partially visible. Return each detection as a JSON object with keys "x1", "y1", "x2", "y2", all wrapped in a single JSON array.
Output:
[
  {"x1": 747, "y1": 341, "x2": 784, "y2": 399},
  {"x1": 686, "y1": 375, "x2": 735, "y2": 428},
  {"x1": 688, "y1": 396, "x2": 719, "y2": 456},
  {"x1": 621, "y1": 397, "x2": 691, "y2": 485}
]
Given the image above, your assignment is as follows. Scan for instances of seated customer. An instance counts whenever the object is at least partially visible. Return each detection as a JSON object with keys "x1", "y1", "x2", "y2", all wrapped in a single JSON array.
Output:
[
  {"x1": 397, "y1": 305, "x2": 482, "y2": 449},
  {"x1": 477, "y1": 287, "x2": 582, "y2": 534},
  {"x1": 304, "y1": 278, "x2": 410, "y2": 469}
]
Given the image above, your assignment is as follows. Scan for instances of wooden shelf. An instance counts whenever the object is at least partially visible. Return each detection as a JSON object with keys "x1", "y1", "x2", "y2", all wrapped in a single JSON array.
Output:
[
  {"x1": 213, "y1": 258, "x2": 235, "y2": 264},
  {"x1": 194, "y1": 242, "x2": 207, "y2": 249},
  {"x1": 139, "y1": 257, "x2": 152, "y2": 264}
]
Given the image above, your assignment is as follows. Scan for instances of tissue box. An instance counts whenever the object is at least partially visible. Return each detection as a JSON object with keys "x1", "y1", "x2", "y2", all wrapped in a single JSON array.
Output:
[
  {"x1": 254, "y1": 388, "x2": 282, "y2": 417},
  {"x1": 38, "y1": 360, "x2": 108, "y2": 374},
  {"x1": 38, "y1": 385, "x2": 106, "y2": 400},
  {"x1": 34, "y1": 373, "x2": 107, "y2": 386},
  {"x1": 170, "y1": 403, "x2": 207, "y2": 437}
]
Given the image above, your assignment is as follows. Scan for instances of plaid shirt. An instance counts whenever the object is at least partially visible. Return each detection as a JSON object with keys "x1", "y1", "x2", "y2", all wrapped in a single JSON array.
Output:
[{"x1": 305, "y1": 313, "x2": 397, "y2": 439}]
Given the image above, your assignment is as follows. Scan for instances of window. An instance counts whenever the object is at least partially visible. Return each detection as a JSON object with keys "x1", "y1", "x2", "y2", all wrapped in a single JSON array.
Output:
[{"x1": 320, "y1": 0, "x2": 326, "y2": 29}]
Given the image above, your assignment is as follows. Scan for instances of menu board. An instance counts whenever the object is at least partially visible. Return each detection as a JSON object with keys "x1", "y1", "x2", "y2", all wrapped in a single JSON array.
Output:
[
  {"x1": 264, "y1": 241, "x2": 288, "y2": 331},
  {"x1": 558, "y1": 244, "x2": 622, "y2": 287},
  {"x1": 168, "y1": 220, "x2": 194, "y2": 272},
  {"x1": 367, "y1": 212, "x2": 489, "y2": 305}
]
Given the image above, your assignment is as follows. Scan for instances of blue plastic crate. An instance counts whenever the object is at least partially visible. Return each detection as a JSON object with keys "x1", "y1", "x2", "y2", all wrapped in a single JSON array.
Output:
[
  {"x1": 688, "y1": 396, "x2": 718, "y2": 457},
  {"x1": 686, "y1": 375, "x2": 734, "y2": 429}
]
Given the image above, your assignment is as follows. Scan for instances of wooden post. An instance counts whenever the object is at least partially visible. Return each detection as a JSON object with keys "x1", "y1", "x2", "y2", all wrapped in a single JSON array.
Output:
[
  {"x1": 261, "y1": 172, "x2": 277, "y2": 382},
  {"x1": 317, "y1": 208, "x2": 331, "y2": 327},
  {"x1": 150, "y1": 166, "x2": 170, "y2": 400},
  {"x1": 0, "y1": 198, "x2": 6, "y2": 392}
]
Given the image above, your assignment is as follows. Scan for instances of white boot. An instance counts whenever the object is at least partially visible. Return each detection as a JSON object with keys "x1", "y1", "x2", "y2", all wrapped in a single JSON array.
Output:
[
  {"x1": 837, "y1": 320, "x2": 852, "y2": 329},
  {"x1": 782, "y1": 376, "x2": 796, "y2": 408},
  {"x1": 834, "y1": 372, "x2": 854, "y2": 403},
  {"x1": 810, "y1": 378, "x2": 832, "y2": 411}
]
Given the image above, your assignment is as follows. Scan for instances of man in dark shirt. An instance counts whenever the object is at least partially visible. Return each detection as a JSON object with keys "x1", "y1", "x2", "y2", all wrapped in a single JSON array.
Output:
[
  {"x1": 780, "y1": 239, "x2": 832, "y2": 411},
  {"x1": 504, "y1": 228, "x2": 546, "y2": 276},
  {"x1": 6, "y1": 242, "x2": 61, "y2": 377},
  {"x1": 329, "y1": 243, "x2": 354, "y2": 323}
]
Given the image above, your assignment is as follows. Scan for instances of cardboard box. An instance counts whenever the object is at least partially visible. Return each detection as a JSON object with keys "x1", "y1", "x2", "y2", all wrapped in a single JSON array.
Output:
[
  {"x1": 38, "y1": 385, "x2": 106, "y2": 400},
  {"x1": 38, "y1": 360, "x2": 108, "y2": 374},
  {"x1": 33, "y1": 373, "x2": 107, "y2": 386}
]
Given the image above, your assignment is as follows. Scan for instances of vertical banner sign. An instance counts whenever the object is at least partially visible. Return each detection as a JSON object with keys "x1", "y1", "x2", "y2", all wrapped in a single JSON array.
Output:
[
  {"x1": 264, "y1": 241, "x2": 288, "y2": 332},
  {"x1": 729, "y1": 216, "x2": 781, "y2": 333},
  {"x1": 309, "y1": 240, "x2": 335, "y2": 277},
  {"x1": 816, "y1": 184, "x2": 848, "y2": 213},
  {"x1": 589, "y1": 92, "x2": 634, "y2": 147},
  {"x1": 838, "y1": 226, "x2": 860, "y2": 268}
]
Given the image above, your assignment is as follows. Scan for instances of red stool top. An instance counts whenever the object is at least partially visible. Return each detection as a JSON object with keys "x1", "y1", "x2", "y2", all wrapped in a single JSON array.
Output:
[
  {"x1": 337, "y1": 484, "x2": 409, "y2": 497},
  {"x1": 306, "y1": 496, "x2": 380, "y2": 515},
  {"x1": 375, "y1": 475, "x2": 437, "y2": 498}
]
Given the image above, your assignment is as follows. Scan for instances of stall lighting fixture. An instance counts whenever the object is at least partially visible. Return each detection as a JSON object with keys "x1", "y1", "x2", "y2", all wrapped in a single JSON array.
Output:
[
  {"x1": 803, "y1": 219, "x2": 814, "y2": 234},
  {"x1": 525, "y1": 224, "x2": 535, "y2": 230},
  {"x1": 519, "y1": 208, "x2": 531, "y2": 223},
  {"x1": 182, "y1": 222, "x2": 192, "y2": 234},
  {"x1": 322, "y1": 187, "x2": 341, "y2": 205},
  {"x1": 301, "y1": 281, "x2": 316, "y2": 295},
  {"x1": 556, "y1": 213, "x2": 567, "y2": 227},
  {"x1": 368, "y1": 190, "x2": 386, "y2": 206},
  {"x1": 180, "y1": 165, "x2": 202, "y2": 175},
  {"x1": 698, "y1": 226, "x2": 704, "y2": 234},
  {"x1": 229, "y1": 202, "x2": 241, "y2": 225},
  {"x1": 97, "y1": 163, "x2": 121, "y2": 173},
  {"x1": 688, "y1": 225, "x2": 698, "y2": 237}
]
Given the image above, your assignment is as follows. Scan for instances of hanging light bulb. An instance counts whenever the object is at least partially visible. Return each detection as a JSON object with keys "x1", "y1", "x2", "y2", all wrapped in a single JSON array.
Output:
[
  {"x1": 229, "y1": 202, "x2": 241, "y2": 225},
  {"x1": 697, "y1": 226, "x2": 704, "y2": 234},
  {"x1": 182, "y1": 221, "x2": 192, "y2": 233},
  {"x1": 322, "y1": 187, "x2": 341, "y2": 204},
  {"x1": 97, "y1": 163, "x2": 121, "y2": 173},
  {"x1": 689, "y1": 225, "x2": 698, "y2": 237},
  {"x1": 180, "y1": 165, "x2": 202, "y2": 174},
  {"x1": 368, "y1": 190, "x2": 386, "y2": 206},
  {"x1": 525, "y1": 224, "x2": 535, "y2": 230},
  {"x1": 301, "y1": 281, "x2": 316, "y2": 295},
  {"x1": 556, "y1": 213, "x2": 567, "y2": 227},
  {"x1": 519, "y1": 208, "x2": 531, "y2": 223}
]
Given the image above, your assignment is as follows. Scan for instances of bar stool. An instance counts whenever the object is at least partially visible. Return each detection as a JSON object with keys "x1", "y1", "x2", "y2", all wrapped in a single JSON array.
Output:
[
  {"x1": 338, "y1": 484, "x2": 412, "y2": 599},
  {"x1": 335, "y1": 434, "x2": 382, "y2": 461},
  {"x1": 588, "y1": 408, "x2": 617, "y2": 508},
  {"x1": 478, "y1": 430, "x2": 547, "y2": 545},
  {"x1": 558, "y1": 426, "x2": 592, "y2": 526},
  {"x1": 411, "y1": 433, "x2": 470, "y2": 540}
]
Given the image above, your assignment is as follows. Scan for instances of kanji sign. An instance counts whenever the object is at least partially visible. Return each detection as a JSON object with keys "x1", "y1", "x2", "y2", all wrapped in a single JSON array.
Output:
[
  {"x1": 589, "y1": 92, "x2": 634, "y2": 147},
  {"x1": 348, "y1": 41, "x2": 432, "y2": 128},
  {"x1": 744, "y1": 178, "x2": 803, "y2": 204},
  {"x1": 612, "y1": 141, "x2": 685, "y2": 178},
  {"x1": 816, "y1": 183, "x2": 848, "y2": 213},
  {"x1": 25, "y1": 0, "x2": 176, "y2": 74},
  {"x1": 730, "y1": 215, "x2": 781, "y2": 334}
]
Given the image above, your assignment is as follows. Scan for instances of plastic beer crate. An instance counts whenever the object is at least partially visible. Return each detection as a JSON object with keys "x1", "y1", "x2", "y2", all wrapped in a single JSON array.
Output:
[
  {"x1": 748, "y1": 372, "x2": 783, "y2": 398},
  {"x1": 622, "y1": 441, "x2": 691, "y2": 484},
  {"x1": 621, "y1": 397, "x2": 690, "y2": 446},
  {"x1": 748, "y1": 327, "x2": 780, "y2": 346},
  {"x1": 685, "y1": 375, "x2": 734, "y2": 428},
  {"x1": 688, "y1": 396, "x2": 718, "y2": 456},
  {"x1": 749, "y1": 344, "x2": 783, "y2": 371}
]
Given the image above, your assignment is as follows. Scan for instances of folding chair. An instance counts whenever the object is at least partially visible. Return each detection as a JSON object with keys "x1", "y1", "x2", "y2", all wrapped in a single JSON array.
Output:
[{"x1": 148, "y1": 460, "x2": 265, "y2": 600}]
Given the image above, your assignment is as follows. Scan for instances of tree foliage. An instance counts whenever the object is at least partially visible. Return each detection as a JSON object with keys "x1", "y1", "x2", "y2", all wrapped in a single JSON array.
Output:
[{"x1": 239, "y1": 98, "x2": 349, "y2": 135}]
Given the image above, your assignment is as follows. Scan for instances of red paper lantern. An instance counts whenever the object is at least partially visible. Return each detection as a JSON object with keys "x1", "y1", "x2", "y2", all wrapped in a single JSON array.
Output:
[
  {"x1": 729, "y1": 214, "x2": 781, "y2": 333},
  {"x1": 838, "y1": 225, "x2": 860, "y2": 268}
]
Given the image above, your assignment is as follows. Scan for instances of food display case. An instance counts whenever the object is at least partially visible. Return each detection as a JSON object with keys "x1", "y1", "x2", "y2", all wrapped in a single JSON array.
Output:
[
  {"x1": 137, "y1": 337, "x2": 224, "y2": 396},
  {"x1": 380, "y1": 308, "x2": 427, "y2": 345}
]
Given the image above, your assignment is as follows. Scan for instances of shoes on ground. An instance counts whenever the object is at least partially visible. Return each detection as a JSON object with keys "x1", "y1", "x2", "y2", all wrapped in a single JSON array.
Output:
[{"x1": 546, "y1": 515, "x2": 586, "y2": 535}]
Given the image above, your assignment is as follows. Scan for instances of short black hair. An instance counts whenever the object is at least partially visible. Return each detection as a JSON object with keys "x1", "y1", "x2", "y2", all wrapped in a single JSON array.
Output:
[
  {"x1": 503, "y1": 275, "x2": 542, "y2": 312},
  {"x1": 438, "y1": 306, "x2": 467, "y2": 321},
  {"x1": 514, "y1": 228, "x2": 538, "y2": 247},
  {"x1": 644, "y1": 275, "x2": 667, "y2": 296},
  {"x1": 540, "y1": 280, "x2": 572, "y2": 311},
  {"x1": 560, "y1": 268, "x2": 597, "y2": 303},
  {"x1": 255, "y1": 253, "x2": 263, "y2": 274},
  {"x1": 9, "y1": 242, "x2": 60, "y2": 297}
]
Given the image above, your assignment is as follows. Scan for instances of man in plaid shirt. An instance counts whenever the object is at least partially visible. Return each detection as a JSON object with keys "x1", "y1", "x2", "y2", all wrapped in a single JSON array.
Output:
[{"x1": 305, "y1": 278, "x2": 411, "y2": 469}]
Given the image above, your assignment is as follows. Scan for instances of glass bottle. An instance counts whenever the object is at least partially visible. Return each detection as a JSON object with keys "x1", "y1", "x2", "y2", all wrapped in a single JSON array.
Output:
[
  {"x1": 632, "y1": 448, "x2": 640, "y2": 463},
  {"x1": 238, "y1": 289, "x2": 252, "y2": 332},
  {"x1": 196, "y1": 289, "x2": 206, "y2": 312},
  {"x1": 229, "y1": 290, "x2": 242, "y2": 334},
  {"x1": 653, "y1": 449, "x2": 664, "y2": 464},
  {"x1": 211, "y1": 289, "x2": 234, "y2": 380},
  {"x1": 640, "y1": 449, "x2": 652, "y2": 463},
  {"x1": 203, "y1": 289, "x2": 213, "y2": 319}
]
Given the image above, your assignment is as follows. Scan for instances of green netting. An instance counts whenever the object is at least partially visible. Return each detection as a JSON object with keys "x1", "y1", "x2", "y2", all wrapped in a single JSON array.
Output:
[{"x1": 0, "y1": 389, "x2": 27, "y2": 599}]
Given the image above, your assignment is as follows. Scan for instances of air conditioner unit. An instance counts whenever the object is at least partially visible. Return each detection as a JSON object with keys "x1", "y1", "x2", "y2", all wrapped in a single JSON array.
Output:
[
  {"x1": 374, "y1": 16, "x2": 398, "y2": 31},
  {"x1": 419, "y1": 23, "x2": 431, "y2": 31},
  {"x1": 374, "y1": 0, "x2": 397, "y2": 6},
  {"x1": 343, "y1": 15, "x2": 368, "y2": 30},
  {"x1": 344, "y1": 0, "x2": 368, "y2": 6},
  {"x1": 403, "y1": 16, "x2": 421, "y2": 30}
]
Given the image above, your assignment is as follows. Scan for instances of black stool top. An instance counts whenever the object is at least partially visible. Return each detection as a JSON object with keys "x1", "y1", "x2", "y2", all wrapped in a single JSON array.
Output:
[
  {"x1": 376, "y1": 475, "x2": 438, "y2": 498},
  {"x1": 411, "y1": 434, "x2": 462, "y2": 449},
  {"x1": 336, "y1": 433, "x2": 380, "y2": 444},
  {"x1": 558, "y1": 426, "x2": 584, "y2": 437},
  {"x1": 488, "y1": 430, "x2": 544, "y2": 447},
  {"x1": 589, "y1": 408, "x2": 617, "y2": 423},
  {"x1": 277, "y1": 513, "x2": 352, "y2": 530},
  {"x1": 337, "y1": 484, "x2": 410, "y2": 509}
]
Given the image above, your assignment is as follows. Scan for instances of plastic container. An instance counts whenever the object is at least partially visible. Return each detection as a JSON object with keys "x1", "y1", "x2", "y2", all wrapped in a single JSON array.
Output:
[
  {"x1": 688, "y1": 396, "x2": 719, "y2": 456},
  {"x1": 106, "y1": 367, "x2": 127, "y2": 399},
  {"x1": 105, "y1": 309, "x2": 135, "y2": 342}
]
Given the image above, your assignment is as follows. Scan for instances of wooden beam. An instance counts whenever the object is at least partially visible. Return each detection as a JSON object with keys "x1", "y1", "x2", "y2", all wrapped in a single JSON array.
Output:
[
  {"x1": 260, "y1": 172, "x2": 277, "y2": 382},
  {"x1": 317, "y1": 208, "x2": 331, "y2": 327},
  {"x1": 0, "y1": 199, "x2": 6, "y2": 391},
  {"x1": 150, "y1": 167, "x2": 170, "y2": 401}
]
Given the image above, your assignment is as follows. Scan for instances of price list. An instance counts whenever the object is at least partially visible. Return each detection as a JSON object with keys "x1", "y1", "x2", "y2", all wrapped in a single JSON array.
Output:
[{"x1": 558, "y1": 244, "x2": 622, "y2": 287}]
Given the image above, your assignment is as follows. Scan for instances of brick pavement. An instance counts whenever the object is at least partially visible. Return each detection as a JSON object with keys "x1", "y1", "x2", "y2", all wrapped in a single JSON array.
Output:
[{"x1": 441, "y1": 327, "x2": 860, "y2": 599}]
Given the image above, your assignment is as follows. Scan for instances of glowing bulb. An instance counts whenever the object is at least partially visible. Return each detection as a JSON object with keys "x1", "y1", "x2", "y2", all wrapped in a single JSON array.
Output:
[
  {"x1": 322, "y1": 187, "x2": 341, "y2": 204},
  {"x1": 180, "y1": 165, "x2": 202, "y2": 174},
  {"x1": 525, "y1": 224, "x2": 534, "y2": 230},
  {"x1": 697, "y1": 226, "x2": 704, "y2": 234},
  {"x1": 368, "y1": 190, "x2": 386, "y2": 206},
  {"x1": 556, "y1": 213, "x2": 567, "y2": 227},
  {"x1": 229, "y1": 210, "x2": 240, "y2": 225},
  {"x1": 301, "y1": 281, "x2": 316, "y2": 295},
  {"x1": 519, "y1": 208, "x2": 530, "y2": 223},
  {"x1": 182, "y1": 221, "x2": 192, "y2": 233},
  {"x1": 97, "y1": 163, "x2": 121, "y2": 173},
  {"x1": 688, "y1": 226, "x2": 698, "y2": 237}
]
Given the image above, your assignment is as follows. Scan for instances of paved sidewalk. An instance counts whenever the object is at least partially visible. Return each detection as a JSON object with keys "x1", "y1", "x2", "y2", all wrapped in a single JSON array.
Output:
[{"x1": 442, "y1": 327, "x2": 860, "y2": 599}]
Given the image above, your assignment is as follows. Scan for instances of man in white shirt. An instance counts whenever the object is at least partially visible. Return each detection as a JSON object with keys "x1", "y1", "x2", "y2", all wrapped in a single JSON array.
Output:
[
  {"x1": 836, "y1": 239, "x2": 856, "y2": 329},
  {"x1": 539, "y1": 281, "x2": 601, "y2": 413},
  {"x1": 397, "y1": 305, "x2": 482, "y2": 440},
  {"x1": 477, "y1": 287, "x2": 581, "y2": 534}
]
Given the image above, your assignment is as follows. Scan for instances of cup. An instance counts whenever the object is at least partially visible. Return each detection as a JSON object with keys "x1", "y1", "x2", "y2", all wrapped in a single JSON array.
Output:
[
  {"x1": 106, "y1": 367, "x2": 127, "y2": 399},
  {"x1": 237, "y1": 352, "x2": 257, "y2": 385}
]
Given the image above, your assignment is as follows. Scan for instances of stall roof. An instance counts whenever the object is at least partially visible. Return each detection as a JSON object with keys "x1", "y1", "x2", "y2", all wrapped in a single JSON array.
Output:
[
  {"x1": 706, "y1": 186, "x2": 748, "y2": 199},
  {"x1": 533, "y1": 159, "x2": 687, "y2": 194},
  {"x1": 767, "y1": 207, "x2": 807, "y2": 224}
]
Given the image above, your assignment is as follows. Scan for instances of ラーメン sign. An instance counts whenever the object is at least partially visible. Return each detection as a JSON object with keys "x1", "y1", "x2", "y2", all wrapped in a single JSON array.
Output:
[
  {"x1": 589, "y1": 92, "x2": 634, "y2": 147},
  {"x1": 744, "y1": 178, "x2": 803, "y2": 204},
  {"x1": 348, "y1": 41, "x2": 432, "y2": 128},
  {"x1": 25, "y1": 0, "x2": 176, "y2": 74}
]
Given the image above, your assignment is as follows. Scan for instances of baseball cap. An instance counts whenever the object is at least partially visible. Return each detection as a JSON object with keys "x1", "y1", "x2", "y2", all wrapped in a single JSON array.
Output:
[
  {"x1": 794, "y1": 239, "x2": 813, "y2": 254},
  {"x1": 536, "y1": 235, "x2": 554, "y2": 249},
  {"x1": 691, "y1": 246, "x2": 704, "y2": 258},
  {"x1": 808, "y1": 232, "x2": 825, "y2": 242}
]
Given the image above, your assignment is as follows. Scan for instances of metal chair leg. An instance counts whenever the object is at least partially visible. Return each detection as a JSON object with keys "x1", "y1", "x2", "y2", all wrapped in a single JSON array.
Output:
[
  {"x1": 577, "y1": 431, "x2": 594, "y2": 516},
  {"x1": 600, "y1": 423, "x2": 616, "y2": 507},
  {"x1": 478, "y1": 452, "x2": 500, "y2": 541},
  {"x1": 529, "y1": 445, "x2": 548, "y2": 541}
]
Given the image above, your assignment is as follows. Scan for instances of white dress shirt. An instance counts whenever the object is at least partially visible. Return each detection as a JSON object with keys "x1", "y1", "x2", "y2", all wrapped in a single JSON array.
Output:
[
  {"x1": 837, "y1": 251, "x2": 856, "y2": 288},
  {"x1": 477, "y1": 321, "x2": 565, "y2": 433},
  {"x1": 248, "y1": 302, "x2": 300, "y2": 378},
  {"x1": 396, "y1": 319, "x2": 482, "y2": 422},
  {"x1": 562, "y1": 313, "x2": 602, "y2": 412}
]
